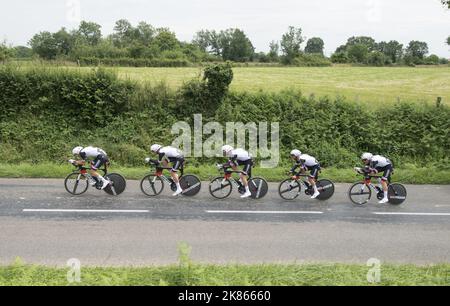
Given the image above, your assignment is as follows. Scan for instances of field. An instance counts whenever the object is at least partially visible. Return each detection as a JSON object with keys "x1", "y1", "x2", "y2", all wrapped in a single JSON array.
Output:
[{"x1": 112, "y1": 66, "x2": 450, "y2": 106}]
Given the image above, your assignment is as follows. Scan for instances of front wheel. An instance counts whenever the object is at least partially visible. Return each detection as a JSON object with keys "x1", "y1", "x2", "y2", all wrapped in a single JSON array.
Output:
[
  {"x1": 249, "y1": 177, "x2": 269, "y2": 199},
  {"x1": 64, "y1": 172, "x2": 89, "y2": 195},
  {"x1": 104, "y1": 173, "x2": 127, "y2": 196},
  {"x1": 316, "y1": 179, "x2": 335, "y2": 201},
  {"x1": 180, "y1": 175, "x2": 202, "y2": 197},
  {"x1": 209, "y1": 177, "x2": 232, "y2": 199},
  {"x1": 140, "y1": 175, "x2": 165, "y2": 196},
  {"x1": 388, "y1": 183, "x2": 407, "y2": 205},
  {"x1": 278, "y1": 179, "x2": 301, "y2": 200},
  {"x1": 348, "y1": 182, "x2": 372, "y2": 205}
]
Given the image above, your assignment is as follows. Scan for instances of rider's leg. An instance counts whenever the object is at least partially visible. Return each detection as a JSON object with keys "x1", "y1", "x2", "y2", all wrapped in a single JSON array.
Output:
[
  {"x1": 309, "y1": 166, "x2": 320, "y2": 199},
  {"x1": 91, "y1": 156, "x2": 109, "y2": 189},
  {"x1": 171, "y1": 159, "x2": 183, "y2": 196},
  {"x1": 379, "y1": 166, "x2": 392, "y2": 203},
  {"x1": 240, "y1": 161, "x2": 252, "y2": 198}
]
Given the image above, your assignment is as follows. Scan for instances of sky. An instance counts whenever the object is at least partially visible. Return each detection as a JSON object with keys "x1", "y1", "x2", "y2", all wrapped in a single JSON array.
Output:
[{"x1": 1, "y1": 0, "x2": 449, "y2": 57}]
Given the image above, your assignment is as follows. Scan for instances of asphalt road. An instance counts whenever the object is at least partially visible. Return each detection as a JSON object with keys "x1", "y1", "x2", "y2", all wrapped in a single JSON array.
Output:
[{"x1": 0, "y1": 178, "x2": 449, "y2": 266}]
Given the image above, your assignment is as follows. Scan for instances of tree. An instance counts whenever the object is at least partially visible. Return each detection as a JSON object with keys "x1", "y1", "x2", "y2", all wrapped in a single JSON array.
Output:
[
  {"x1": 346, "y1": 36, "x2": 377, "y2": 52},
  {"x1": 305, "y1": 37, "x2": 324, "y2": 55},
  {"x1": 406, "y1": 40, "x2": 429, "y2": 60},
  {"x1": 53, "y1": 28, "x2": 74, "y2": 55},
  {"x1": 377, "y1": 40, "x2": 403, "y2": 63},
  {"x1": 268, "y1": 40, "x2": 279, "y2": 61},
  {"x1": 112, "y1": 19, "x2": 134, "y2": 47},
  {"x1": 442, "y1": 1, "x2": 450, "y2": 8},
  {"x1": 0, "y1": 42, "x2": 14, "y2": 62},
  {"x1": 219, "y1": 29, "x2": 254, "y2": 62},
  {"x1": 77, "y1": 21, "x2": 102, "y2": 46},
  {"x1": 136, "y1": 22, "x2": 155, "y2": 46},
  {"x1": 347, "y1": 44, "x2": 369, "y2": 63},
  {"x1": 330, "y1": 52, "x2": 348, "y2": 63},
  {"x1": 425, "y1": 54, "x2": 440, "y2": 65},
  {"x1": 153, "y1": 28, "x2": 180, "y2": 52},
  {"x1": 368, "y1": 51, "x2": 386, "y2": 66},
  {"x1": 14, "y1": 46, "x2": 33, "y2": 58},
  {"x1": 447, "y1": 36, "x2": 450, "y2": 46},
  {"x1": 29, "y1": 31, "x2": 59, "y2": 59},
  {"x1": 280, "y1": 26, "x2": 304, "y2": 64}
]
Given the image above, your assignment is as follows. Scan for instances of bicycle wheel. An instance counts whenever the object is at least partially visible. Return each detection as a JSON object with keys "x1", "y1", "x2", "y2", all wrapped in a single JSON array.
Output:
[
  {"x1": 249, "y1": 177, "x2": 269, "y2": 199},
  {"x1": 64, "y1": 172, "x2": 89, "y2": 195},
  {"x1": 140, "y1": 175, "x2": 164, "y2": 196},
  {"x1": 388, "y1": 183, "x2": 407, "y2": 205},
  {"x1": 348, "y1": 182, "x2": 372, "y2": 205},
  {"x1": 316, "y1": 179, "x2": 335, "y2": 201},
  {"x1": 209, "y1": 177, "x2": 232, "y2": 199},
  {"x1": 180, "y1": 175, "x2": 202, "y2": 197},
  {"x1": 278, "y1": 179, "x2": 301, "y2": 200},
  {"x1": 104, "y1": 173, "x2": 127, "y2": 196}
]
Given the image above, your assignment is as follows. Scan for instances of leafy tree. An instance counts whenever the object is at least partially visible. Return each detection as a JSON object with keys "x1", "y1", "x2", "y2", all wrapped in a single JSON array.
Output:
[
  {"x1": 447, "y1": 36, "x2": 450, "y2": 46},
  {"x1": 280, "y1": 26, "x2": 304, "y2": 64},
  {"x1": 368, "y1": 51, "x2": 386, "y2": 66},
  {"x1": 305, "y1": 37, "x2": 324, "y2": 55},
  {"x1": 136, "y1": 22, "x2": 155, "y2": 46},
  {"x1": 153, "y1": 28, "x2": 180, "y2": 52},
  {"x1": 0, "y1": 42, "x2": 14, "y2": 62},
  {"x1": 219, "y1": 29, "x2": 254, "y2": 62},
  {"x1": 268, "y1": 40, "x2": 279, "y2": 61},
  {"x1": 377, "y1": 40, "x2": 403, "y2": 63},
  {"x1": 14, "y1": 46, "x2": 33, "y2": 58},
  {"x1": 425, "y1": 54, "x2": 440, "y2": 65},
  {"x1": 77, "y1": 21, "x2": 102, "y2": 46},
  {"x1": 347, "y1": 44, "x2": 369, "y2": 63},
  {"x1": 112, "y1": 19, "x2": 135, "y2": 47},
  {"x1": 330, "y1": 52, "x2": 348, "y2": 63},
  {"x1": 346, "y1": 36, "x2": 377, "y2": 52},
  {"x1": 406, "y1": 40, "x2": 429, "y2": 60},
  {"x1": 29, "y1": 32, "x2": 59, "y2": 59},
  {"x1": 53, "y1": 28, "x2": 75, "y2": 55}
]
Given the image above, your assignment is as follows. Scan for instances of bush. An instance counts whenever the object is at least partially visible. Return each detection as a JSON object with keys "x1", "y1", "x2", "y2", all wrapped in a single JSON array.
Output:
[
  {"x1": 291, "y1": 53, "x2": 331, "y2": 67},
  {"x1": 0, "y1": 65, "x2": 448, "y2": 168}
]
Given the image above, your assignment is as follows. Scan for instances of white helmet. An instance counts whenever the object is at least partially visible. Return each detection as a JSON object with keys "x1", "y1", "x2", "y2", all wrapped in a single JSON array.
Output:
[
  {"x1": 72, "y1": 146, "x2": 83, "y2": 156},
  {"x1": 290, "y1": 149, "x2": 302, "y2": 158},
  {"x1": 222, "y1": 145, "x2": 234, "y2": 156},
  {"x1": 151, "y1": 144, "x2": 162, "y2": 153},
  {"x1": 361, "y1": 152, "x2": 373, "y2": 160}
]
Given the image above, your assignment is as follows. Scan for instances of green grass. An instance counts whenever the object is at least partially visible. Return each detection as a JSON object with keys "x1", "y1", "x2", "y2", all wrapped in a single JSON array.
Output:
[
  {"x1": 12, "y1": 64, "x2": 450, "y2": 106},
  {"x1": 1, "y1": 259, "x2": 449, "y2": 286},
  {"x1": 114, "y1": 66, "x2": 450, "y2": 106},
  {"x1": 0, "y1": 163, "x2": 449, "y2": 184}
]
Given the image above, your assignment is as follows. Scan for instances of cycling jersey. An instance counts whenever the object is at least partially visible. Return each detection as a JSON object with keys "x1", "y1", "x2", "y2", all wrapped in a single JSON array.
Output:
[
  {"x1": 229, "y1": 149, "x2": 252, "y2": 162},
  {"x1": 370, "y1": 155, "x2": 391, "y2": 168},
  {"x1": 80, "y1": 147, "x2": 107, "y2": 160},
  {"x1": 158, "y1": 147, "x2": 184, "y2": 161},
  {"x1": 79, "y1": 147, "x2": 108, "y2": 171},
  {"x1": 158, "y1": 147, "x2": 184, "y2": 173},
  {"x1": 370, "y1": 155, "x2": 393, "y2": 182},
  {"x1": 291, "y1": 154, "x2": 320, "y2": 179}
]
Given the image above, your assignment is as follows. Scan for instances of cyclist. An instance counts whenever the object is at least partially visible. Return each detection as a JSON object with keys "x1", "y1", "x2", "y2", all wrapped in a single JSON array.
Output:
[
  {"x1": 361, "y1": 153, "x2": 393, "y2": 204},
  {"x1": 150, "y1": 144, "x2": 185, "y2": 196},
  {"x1": 70, "y1": 146, "x2": 110, "y2": 190},
  {"x1": 221, "y1": 145, "x2": 253, "y2": 199},
  {"x1": 289, "y1": 150, "x2": 321, "y2": 199}
]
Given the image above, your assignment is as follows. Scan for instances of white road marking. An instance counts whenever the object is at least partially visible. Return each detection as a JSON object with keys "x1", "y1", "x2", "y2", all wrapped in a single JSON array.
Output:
[
  {"x1": 23, "y1": 209, "x2": 150, "y2": 213},
  {"x1": 206, "y1": 210, "x2": 323, "y2": 215},
  {"x1": 373, "y1": 212, "x2": 450, "y2": 216}
]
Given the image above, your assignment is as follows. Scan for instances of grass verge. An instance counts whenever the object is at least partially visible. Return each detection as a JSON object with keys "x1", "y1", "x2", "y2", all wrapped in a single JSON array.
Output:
[
  {"x1": 1, "y1": 259, "x2": 449, "y2": 286},
  {"x1": 0, "y1": 163, "x2": 449, "y2": 184}
]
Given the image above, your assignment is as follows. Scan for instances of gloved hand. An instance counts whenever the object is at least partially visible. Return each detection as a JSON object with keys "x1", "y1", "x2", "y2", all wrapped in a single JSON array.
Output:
[
  {"x1": 145, "y1": 158, "x2": 151, "y2": 163},
  {"x1": 68, "y1": 159, "x2": 76, "y2": 164}
]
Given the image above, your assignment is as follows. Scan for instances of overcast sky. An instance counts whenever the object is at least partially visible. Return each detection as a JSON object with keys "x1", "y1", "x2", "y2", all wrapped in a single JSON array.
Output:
[{"x1": 1, "y1": 0, "x2": 449, "y2": 57}]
